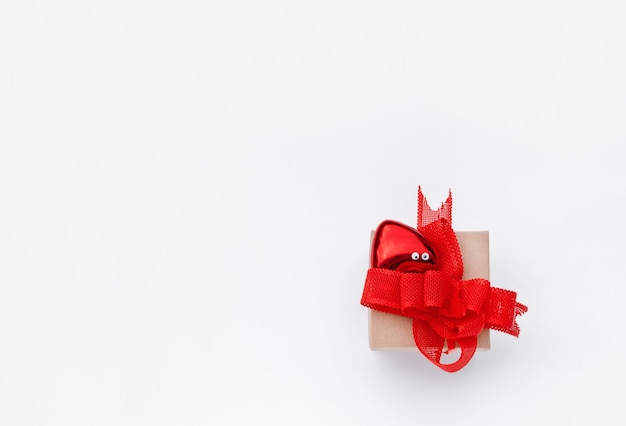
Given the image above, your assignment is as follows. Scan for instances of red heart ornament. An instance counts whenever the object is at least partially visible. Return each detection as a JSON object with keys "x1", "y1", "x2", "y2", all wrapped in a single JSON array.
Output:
[{"x1": 371, "y1": 220, "x2": 438, "y2": 273}]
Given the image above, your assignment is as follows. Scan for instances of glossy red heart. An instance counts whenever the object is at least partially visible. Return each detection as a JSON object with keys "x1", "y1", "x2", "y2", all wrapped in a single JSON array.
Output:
[{"x1": 371, "y1": 220, "x2": 438, "y2": 273}]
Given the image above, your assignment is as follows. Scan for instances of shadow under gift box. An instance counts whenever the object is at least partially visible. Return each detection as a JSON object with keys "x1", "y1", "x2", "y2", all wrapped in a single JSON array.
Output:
[{"x1": 368, "y1": 231, "x2": 491, "y2": 351}]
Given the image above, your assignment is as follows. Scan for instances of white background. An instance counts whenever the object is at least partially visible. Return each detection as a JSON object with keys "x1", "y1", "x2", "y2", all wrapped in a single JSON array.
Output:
[{"x1": 1, "y1": 1, "x2": 625, "y2": 425}]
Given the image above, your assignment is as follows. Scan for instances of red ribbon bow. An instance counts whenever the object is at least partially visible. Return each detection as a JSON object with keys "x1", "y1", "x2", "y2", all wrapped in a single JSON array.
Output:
[{"x1": 361, "y1": 188, "x2": 527, "y2": 372}]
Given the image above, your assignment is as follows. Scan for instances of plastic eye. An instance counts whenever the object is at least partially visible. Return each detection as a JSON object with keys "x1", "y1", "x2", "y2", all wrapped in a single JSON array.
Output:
[
  {"x1": 421, "y1": 252, "x2": 430, "y2": 261},
  {"x1": 411, "y1": 252, "x2": 420, "y2": 261}
]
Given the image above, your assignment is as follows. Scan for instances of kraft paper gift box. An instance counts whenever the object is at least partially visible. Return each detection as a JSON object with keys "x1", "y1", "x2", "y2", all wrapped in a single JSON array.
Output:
[{"x1": 367, "y1": 231, "x2": 491, "y2": 351}]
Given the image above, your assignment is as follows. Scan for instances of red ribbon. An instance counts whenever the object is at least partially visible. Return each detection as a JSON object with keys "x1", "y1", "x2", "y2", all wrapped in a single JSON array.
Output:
[{"x1": 361, "y1": 189, "x2": 527, "y2": 372}]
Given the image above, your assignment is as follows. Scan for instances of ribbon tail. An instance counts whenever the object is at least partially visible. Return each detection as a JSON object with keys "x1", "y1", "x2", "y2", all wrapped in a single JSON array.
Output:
[
  {"x1": 485, "y1": 289, "x2": 528, "y2": 337},
  {"x1": 505, "y1": 302, "x2": 528, "y2": 336},
  {"x1": 412, "y1": 320, "x2": 477, "y2": 373}
]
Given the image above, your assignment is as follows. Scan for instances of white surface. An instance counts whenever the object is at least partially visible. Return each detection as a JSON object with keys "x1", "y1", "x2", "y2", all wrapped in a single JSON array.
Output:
[{"x1": 1, "y1": 1, "x2": 625, "y2": 425}]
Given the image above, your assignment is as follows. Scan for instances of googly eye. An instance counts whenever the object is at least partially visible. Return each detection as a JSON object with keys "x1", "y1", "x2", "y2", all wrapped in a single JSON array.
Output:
[
  {"x1": 421, "y1": 252, "x2": 430, "y2": 261},
  {"x1": 411, "y1": 252, "x2": 420, "y2": 261}
]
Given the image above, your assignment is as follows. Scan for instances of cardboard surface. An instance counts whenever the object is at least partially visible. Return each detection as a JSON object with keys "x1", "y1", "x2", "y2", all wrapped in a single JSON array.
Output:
[{"x1": 368, "y1": 231, "x2": 491, "y2": 351}]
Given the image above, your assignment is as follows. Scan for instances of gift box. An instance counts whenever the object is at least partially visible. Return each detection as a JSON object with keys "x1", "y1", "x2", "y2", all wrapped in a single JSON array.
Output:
[
  {"x1": 367, "y1": 231, "x2": 491, "y2": 351},
  {"x1": 360, "y1": 188, "x2": 526, "y2": 372}
]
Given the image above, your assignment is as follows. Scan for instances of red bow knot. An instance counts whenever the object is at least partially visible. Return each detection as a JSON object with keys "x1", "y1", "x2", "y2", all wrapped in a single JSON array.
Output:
[{"x1": 397, "y1": 271, "x2": 489, "y2": 337}]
